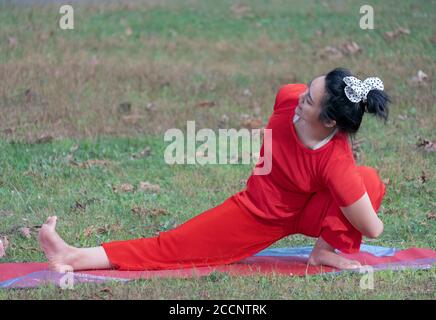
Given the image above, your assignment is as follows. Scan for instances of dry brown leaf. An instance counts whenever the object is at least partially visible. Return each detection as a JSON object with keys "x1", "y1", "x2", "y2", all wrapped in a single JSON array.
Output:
[
  {"x1": 219, "y1": 114, "x2": 230, "y2": 127},
  {"x1": 83, "y1": 223, "x2": 121, "y2": 238},
  {"x1": 420, "y1": 171, "x2": 427, "y2": 184},
  {"x1": 19, "y1": 227, "x2": 32, "y2": 239},
  {"x1": 8, "y1": 36, "x2": 18, "y2": 48},
  {"x1": 131, "y1": 206, "x2": 167, "y2": 217},
  {"x1": 149, "y1": 208, "x2": 168, "y2": 217},
  {"x1": 0, "y1": 210, "x2": 13, "y2": 217},
  {"x1": 113, "y1": 183, "x2": 135, "y2": 193},
  {"x1": 132, "y1": 146, "x2": 152, "y2": 159},
  {"x1": 77, "y1": 159, "x2": 110, "y2": 168},
  {"x1": 196, "y1": 101, "x2": 216, "y2": 108},
  {"x1": 382, "y1": 177, "x2": 391, "y2": 186},
  {"x1": 427, "y1": 212, "x2": 436, "y2": 220},
  {"x1": 410, "y1": 70, "x2": 429, "y2": 86},
  {"x1": 131, "y1": 206, "x2": 149, "y2": 217},
  {"x1": 70, "y1": 144, "x2": 79, "y2": 153},
  {"x1": 384, "y1": 27, "x2": 410, "y2": 40},
  {"x1": 243, "y1": 89, "x2": 252, "y2": 97},
  {"x1": 122, "y1": 113, "x2": 146, "y2": 125},
  {"x1": 0, "y1": 236, "x2": 9, "y2": 258},
  {"x1": 2, "y1": 127, "x2": 15, "y2": 135},
  {"x1": 32, "y1": 134, "x2": 53, "y2": 144},
  {"x1": 230, "y1": 4, "x2": 252, "y2": 17},
  {"x1": 319, "y1": 46, "x2": 343, "y2": 60},
  {"x1": 240, "y1": 115, "x2": 263, "y2": 129},
  {"x1": 138, "y1": 181, "x2": 161, "y2": 193},
  {"x1": 416, "y1": 138, "x2": 436, "y2": 153},
  {"x1": 341, "y1": 41, "x2": 362, "y2": 55}
]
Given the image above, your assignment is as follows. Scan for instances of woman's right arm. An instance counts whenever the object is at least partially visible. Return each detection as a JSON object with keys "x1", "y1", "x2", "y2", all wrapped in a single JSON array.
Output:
[{"x1": 340, "y1": 192, "x2": 384, "y2": 239}]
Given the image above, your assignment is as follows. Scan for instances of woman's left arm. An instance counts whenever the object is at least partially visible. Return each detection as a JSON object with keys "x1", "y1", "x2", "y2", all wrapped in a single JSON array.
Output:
[{"x1": 340, "y1": 192, "x2": 383, "y2": 239}]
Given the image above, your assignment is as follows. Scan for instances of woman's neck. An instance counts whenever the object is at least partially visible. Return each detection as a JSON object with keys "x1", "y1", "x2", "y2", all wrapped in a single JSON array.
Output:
[{"x1": 294, "y1": 117, "x2": 337, "y2": 149}]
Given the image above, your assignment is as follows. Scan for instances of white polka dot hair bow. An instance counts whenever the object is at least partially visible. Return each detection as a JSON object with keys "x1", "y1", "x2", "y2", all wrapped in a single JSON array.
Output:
[{"x1": 343, "y1": 76, "x2": 384, "y2": 103}]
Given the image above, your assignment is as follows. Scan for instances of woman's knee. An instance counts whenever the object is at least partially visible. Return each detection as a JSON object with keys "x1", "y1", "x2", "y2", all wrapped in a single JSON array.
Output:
[{"x1": 356, "y1": 166, "x2": 386, "y2": 212}]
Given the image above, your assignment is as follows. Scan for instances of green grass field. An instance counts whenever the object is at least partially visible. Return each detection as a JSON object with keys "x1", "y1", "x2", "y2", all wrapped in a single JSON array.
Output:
[{"x1": 0, "y1": 0, "x2": 435, "y2": 299}]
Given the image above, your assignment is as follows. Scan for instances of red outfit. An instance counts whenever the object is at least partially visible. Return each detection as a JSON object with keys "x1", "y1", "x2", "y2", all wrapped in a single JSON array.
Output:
[{"x1": 102, "y1": 84, "x2": 386, "y2": 271}]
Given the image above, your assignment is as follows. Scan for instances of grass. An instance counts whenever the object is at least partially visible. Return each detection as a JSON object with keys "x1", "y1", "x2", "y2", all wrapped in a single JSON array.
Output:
[{"x1": 0, "y1": 0, "x2": 435, "y2": 299}]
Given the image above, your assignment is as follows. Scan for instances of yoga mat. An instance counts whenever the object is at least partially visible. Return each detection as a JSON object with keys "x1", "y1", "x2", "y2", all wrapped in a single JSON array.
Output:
[{"x1": 1, "y1": 245, "x2": 435, "y2": 289}]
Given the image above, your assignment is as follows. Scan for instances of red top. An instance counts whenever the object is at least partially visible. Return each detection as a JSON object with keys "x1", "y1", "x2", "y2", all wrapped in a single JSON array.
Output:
[{"x1": 233, "y1": 84, "x2": 366, "y2": 221}]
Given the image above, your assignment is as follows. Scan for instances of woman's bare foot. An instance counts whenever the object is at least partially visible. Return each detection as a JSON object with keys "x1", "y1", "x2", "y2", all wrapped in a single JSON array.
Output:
[
  {"x1": 308, "y1": 250, "x2": 362, "y2": 270},
  {"x1": 38, "y1": 216, "x2": 79, "y2": 272},
  {"x1": 308, "y1": 236, "x2": 362, "y2": 270}
]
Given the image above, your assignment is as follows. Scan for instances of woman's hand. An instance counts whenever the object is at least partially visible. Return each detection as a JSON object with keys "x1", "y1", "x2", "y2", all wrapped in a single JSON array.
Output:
[{"x1": 340, "y1": 192, "x2": 384, "y2": 239}]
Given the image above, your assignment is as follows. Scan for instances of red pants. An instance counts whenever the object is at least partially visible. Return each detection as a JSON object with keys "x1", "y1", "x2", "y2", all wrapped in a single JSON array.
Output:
[{"x1": 102, "y1": 166, "x2": 386, "y2": 270}]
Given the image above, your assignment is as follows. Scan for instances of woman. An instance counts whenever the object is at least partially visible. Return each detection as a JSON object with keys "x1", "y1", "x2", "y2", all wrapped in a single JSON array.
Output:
[{"x1": 38, "y1": 67, "x2": 391, "y2": 272}]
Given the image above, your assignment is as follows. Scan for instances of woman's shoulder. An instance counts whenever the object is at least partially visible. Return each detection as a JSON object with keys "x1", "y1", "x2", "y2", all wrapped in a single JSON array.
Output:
[
  {"x1": 274, "y1": 83, "x2": 307, "y2": 112},
  {"x1": 321, "y1": 133, "x2": 355, "y2": 165}
]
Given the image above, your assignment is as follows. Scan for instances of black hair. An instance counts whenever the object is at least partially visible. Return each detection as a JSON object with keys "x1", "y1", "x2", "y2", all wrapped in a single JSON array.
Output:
[{"x1": 319, "y1": 67, "x2": 391, "y2": 135}]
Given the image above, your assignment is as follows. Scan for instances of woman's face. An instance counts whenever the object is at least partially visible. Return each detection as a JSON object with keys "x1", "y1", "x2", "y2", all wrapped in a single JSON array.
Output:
[{"x1": 296, "y1": 75, "x2": 333, "y2": 128}]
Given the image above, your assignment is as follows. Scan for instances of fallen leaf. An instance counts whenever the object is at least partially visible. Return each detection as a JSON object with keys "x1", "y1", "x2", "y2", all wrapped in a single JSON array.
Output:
[
  {"x1": 318, "y1": 46, "x2": 343, "y2": 60},
  {"x1": 132, "y1": 206, "x2": 167, "y2": 218},
  {"x1": 420, "y1": 171, "x2": 427, "y2": 184},
  {"x1": 427, "y1": 212, "x2": 436, "y2": 220},
  {"x1": 19, "y1": 227, "x2": 32, "y2": 239},
  {"x1": 71, "y1": 198, "x2": 99, "y2": 212},
  {"x1": 113, "y1": 183, "x2": 135, "y2": 193},
  {"x1": 83, "y1": 226, "x2": 98, "y2": 238},
  {"x1": 384, "y1": 27, "x2": 410, "y2": 40},
  {"x1": 70, "y1": 144, "x2": 79, "y2": 153},
  {"x1": 0, "y1": 210, "x2": 13, "y2": 217},
  {"x1": 77, "y1": 159, "x2": 110, "y2": 168},
  {"x1": 132, "y1": 146, "x2": 152, "y2": 159},
  {"x1": 196, "y1": 101, "x2": 216, "y2": 108},
  {"x1": 138, "y1": 181, "x2": 161, "y2": 193},
  {"x1": 218, "y1": 114, "x2": 230, "y2": 127},
  {"x1": 230, "y1": 4, "x2": 252, "y2": 17},
  {"x1": 2, "y1": 127, "x2": 15, "y2": 135},
  {"x1": 0, "y1": 236, "x2": 9, "y2": 258},
  {"x1": 122, "y1": 113, "x2": 146, "y2": 125},
  {"x1": 410, "y1": 70, "x2": 429, "y2": 86},
  {"x1": 416, "y1": 138, "x2": 436, "y2": 153},
  {"x1": 340, "y1": 41, "x2": 362, "y2": 55},
  {"x1": 33, "y1": 134, "x2": 53, "y2": 144},
  {"x1": 382, "y1": 177, "x2": 391, "y2": 186},
  {"x1": 131, "y1": 206, "x2": 149, "y2": 217},
  {"x1": 240, "y1": 114, "x2": 263, "y2": 129},
  {"x1": 243, "y1": 89, "x2": 252, "y2": 97},
  {"x1": 146, "y1": 102, "x2": 157, "y2": 112},
  {"x1": 8, "y1": 36, "x2": 18, "y2": 48},
  {"x1": 125, "y1": 27, "x2": 133, "y2": 36}
]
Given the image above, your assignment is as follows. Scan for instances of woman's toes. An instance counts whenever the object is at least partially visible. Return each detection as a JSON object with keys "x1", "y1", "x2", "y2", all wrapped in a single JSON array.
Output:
[{"x1": 341, "y1": 260, "x2": 362, "y2": 269}]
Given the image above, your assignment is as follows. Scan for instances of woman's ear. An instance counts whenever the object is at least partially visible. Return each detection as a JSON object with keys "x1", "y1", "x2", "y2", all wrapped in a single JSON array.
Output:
[{"x1": 324, "y1": 119, "x2": 336, "y2": 128}]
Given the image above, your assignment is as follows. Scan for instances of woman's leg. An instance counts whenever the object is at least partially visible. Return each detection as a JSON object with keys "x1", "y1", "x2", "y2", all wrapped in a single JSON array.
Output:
[
  {"x1": 38, "y1": 216, "x2": 111, "y2": 272},
  {"x1": 298, "y1": 166, "x2": 386, "y2": 268},
  {"x1": 39, "y1": 196, "x2": 293, "y2": 271},
  {"x1": 308, "y1": 236, "x2": 362, "y2": 269}
]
